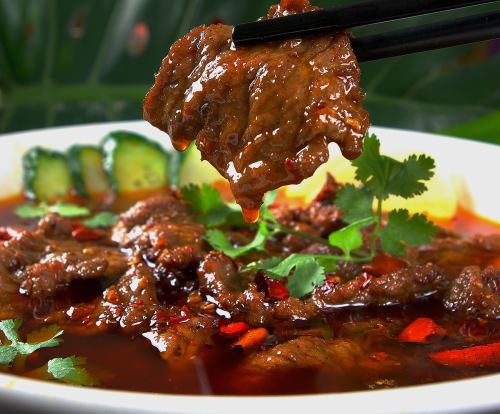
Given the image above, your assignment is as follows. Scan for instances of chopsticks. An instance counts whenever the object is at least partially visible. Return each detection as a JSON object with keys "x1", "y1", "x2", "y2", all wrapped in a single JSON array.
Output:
[
  {"x1": 353, "y1": 10, "x2": 500, "y2": 61},
  {"x1": 232, "y1": 0, "x2": 500, "y2": 60}
]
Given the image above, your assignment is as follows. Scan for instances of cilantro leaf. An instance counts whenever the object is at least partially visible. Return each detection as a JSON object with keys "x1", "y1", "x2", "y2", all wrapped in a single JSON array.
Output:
[
  {"x1": 351, "y1": 134, "x2": 396, "y2": 199},
  {"x1": 386, "y1": 154, "x2": 435, "y2": 198},
  {"x1": 15, "y1": 202, "x2": 90, "y2": 219},
  {"x1": 14, "y1": 204, "x2": 47, "y2": 219},
  {"x1": 48, "y1": 202, "x2": 90, "y2": 217},
  {"x1": 0, "y1": 319, "x2": 63, "y2": 365},
  {"x1": 263, "y1": 254, "x2": 326, "y2": 298},
  {"x1": 0, "y1": 319, "x2": 21, "y2": 343},
  {"x1": 328, "y1": 217, "x2": 373, "y2": 257},
  {"x1": 83, "y1": 211, "x2": 117, "y2": 228},
  {"x1": 181, "y1": 183, "x2": 224, "y2": 214},
  {"x1": 286, "y1": 258, "x2": 325, "y2": 298},
  {"x1": 0, "y1": 346, "x2": 17, "y2": 365},
  {"x1": 181, "y1": 183, "x2": 239, "y2": 227},
  {"x1": 352, "y1": 134, "x2": 435, "y2": 200},
  {"x1": 336, "y1": 184, "x2": 374, "y2": 224},
  {"x1": 47, "y1": 356, "x2": 98, "y2": 386},
  {"x1": 380, "y1": 209, "x2": 438, "y2": 256},
  {"x1": 206, "y1": 222, "x2": 269, "y2": 259}
]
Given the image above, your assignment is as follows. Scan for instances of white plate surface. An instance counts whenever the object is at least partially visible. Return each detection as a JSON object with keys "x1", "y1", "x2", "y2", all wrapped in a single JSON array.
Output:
[{"x1": 0, "y1": 121, "x2": 498, "y2": 414}]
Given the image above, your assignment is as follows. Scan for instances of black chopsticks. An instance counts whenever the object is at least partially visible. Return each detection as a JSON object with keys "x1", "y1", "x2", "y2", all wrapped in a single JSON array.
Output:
[
  {"x1": 232, "y1": 0, "x2": 500, "y2": 61},
  {"x1": 353, "y1": 10, "x2": 500, "y2": 61}
]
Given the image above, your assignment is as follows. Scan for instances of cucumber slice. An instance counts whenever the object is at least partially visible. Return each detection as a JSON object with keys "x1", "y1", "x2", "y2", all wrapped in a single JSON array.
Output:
[
  {"x1": 22, "y1": 147, "x2": 73, "y2": 202},
  {"x1": 178, "y1": 143, "x2": 222, "y2": 187},
  {"x1": 67, "y1": 145, "x2": 110, "y2": 198},
  {"x1": 102, "y1": 131, "x2": 169, "y2": 193}
]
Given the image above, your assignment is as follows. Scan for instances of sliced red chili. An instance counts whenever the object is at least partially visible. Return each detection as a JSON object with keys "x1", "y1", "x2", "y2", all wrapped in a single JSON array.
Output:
[
  {"x1": 431, "y1": 341, "x2": 500, "y2": 369},
  {"x1": 220, "y1": 321, "x2": 250, "y2": 338},
  {"x1": 72, "y1": 225, "x2": 103, "y2": 241},
  {"x1": 168, "y1": 314, "x2": 190, "y2": 324},
  {"x1": 398, "y1": 317, "x2": 446, "y2": 343},
  {"x1": 168, "y1": 306, "x2": 191, "y2": 324},
  {"x1": 267, "y1": 278, "x2": 289, "y2": 301},
  {"x1": 0, "y1": 227, "x2": 17, "y2": 241},
  {"x1": 232, "y1": 327, "x2": 268, "y2": 351}
]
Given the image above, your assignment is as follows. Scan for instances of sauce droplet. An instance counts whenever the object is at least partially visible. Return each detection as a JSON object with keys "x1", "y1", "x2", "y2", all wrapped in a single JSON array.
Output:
[
  {"x1": 242, "y1": 208, "x2": 260, "y2": 224},
  {"x1": 173, "y1": 138, "x2": 192, "y2": 152}
]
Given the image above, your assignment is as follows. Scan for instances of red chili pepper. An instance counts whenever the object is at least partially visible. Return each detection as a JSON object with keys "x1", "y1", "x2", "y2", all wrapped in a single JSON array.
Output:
[
  {"x1": 232, "y1": 327, "x2": 268, "y2": 351},
  {"x1": 326, "y1": 275, "x2": 341, "y2": 285},
  {"x1": 398, "y1": 318, "x2": 446, "y2": 343},
  {"x1": 267, "y1": 279, "x2": 289, "y2": 301},
  {"x1": 220, "y1": 321, "x2": 250, "y2": 338},
  {"x1": 431, "y1": 342, "x2": 500, "y2": 369},
  {"x1": 168, "y1": 314, "x2": 189, "y2": 324},
  {"x1": 0, "y1": 227, "x2": 16, "y2": 241},
  {"x1": 363, "y1": 254, "x2": 407, "y2": 277},
  {"x1": 71, "y1": 225, "x2": 103, "y2": 241},
  {"x1": 168, "y1": 305, "x2": 191, "y2": 324}
]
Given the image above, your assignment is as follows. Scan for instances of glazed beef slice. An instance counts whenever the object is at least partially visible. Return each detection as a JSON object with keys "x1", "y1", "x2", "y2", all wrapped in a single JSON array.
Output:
[
  {"x1": 144, "y1": 0, "x2": 369, "y2": 210},
  {"x1": 0, "y1": 214, "x2": 127, "y2": 298},
  {"x1": 445, "y1": 266, "x2": 500, "y2": 320},
  {"x1": 112, "y1": 194, "x2": 205, "y2": 269}
]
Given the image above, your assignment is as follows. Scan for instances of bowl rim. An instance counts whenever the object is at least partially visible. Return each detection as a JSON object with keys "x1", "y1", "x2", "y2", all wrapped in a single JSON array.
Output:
[{"x1": 0, "y1": 121, "x2": 498, "y2": 414}]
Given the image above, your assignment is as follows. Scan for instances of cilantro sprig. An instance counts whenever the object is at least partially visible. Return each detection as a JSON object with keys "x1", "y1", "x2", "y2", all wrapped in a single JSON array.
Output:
[
  {"x1": 46, "y1": 356, "x2": 97, "y2": 386},
  {"x1": 337, "y1": 134, "x2": 438, "y2": 256},
  {"x1": 82, "y1": 211, "x2": 118, "y2": 228},
  {"x1": 14, "y1": 201, "x2": 117, "y2": 229},
  {"x1": 0, "y1": 319, "x2": 97, "y2": 386},
  {"x1": 0, "y1": 319, "x2": 62, "y2": 364},
  {"x1": 182, "y1": 134, "x2": 438, "y2": 298},
  {"x1": 15, "y1": 201, "x2": 90, "y2": 219}
]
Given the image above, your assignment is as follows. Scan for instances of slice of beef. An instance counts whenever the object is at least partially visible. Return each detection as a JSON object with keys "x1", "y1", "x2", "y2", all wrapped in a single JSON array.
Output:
[
  {"x1": 60, "y1": 259, "x2": 218, "y2": 363},
  {"x1": 96, "y1": 260, "x2": 162, "y2": 332},
  {"x1": 414, "y1": 235, "x2": 500, "y2": 278},
  {"x1": 0, "y1": 214, "x2": 127, "y2": 299},
  {"x1": 444, "y1": 266, "x2": 500, "y2": 320},
  {"x1": 313, "y1": 263, "x2": 447, "y2": 309},
  {"x1": 240, "y1": 336, "x2": 363, "y2": 373},
  {"x1": 144, "y1": 315, "x2": 218, "y2": 364},
  {"x1": 143, "y1": 0, "x2": 369, "y2": 211},
  {"x1": 112, "y1": 194, "x2": 205, "y2": 269},
  {"x1": 198, "y1": 252, "x2": 318, "y2": 325},
  {"x1": 18, "y1": 250, "x2": 126, "y2": 298}
]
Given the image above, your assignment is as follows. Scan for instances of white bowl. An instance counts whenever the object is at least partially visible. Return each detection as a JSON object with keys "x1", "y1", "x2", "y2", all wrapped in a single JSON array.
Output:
[{"x1": 0, "y1": 121, "x2": 498, "y2": 414}]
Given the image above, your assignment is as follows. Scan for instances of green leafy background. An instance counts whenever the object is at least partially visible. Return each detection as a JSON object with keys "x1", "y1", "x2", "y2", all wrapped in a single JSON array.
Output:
[{"x1": 0, "y1": 0, "x2": 499, "y2": 144}]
